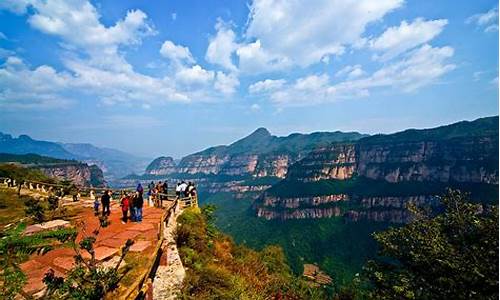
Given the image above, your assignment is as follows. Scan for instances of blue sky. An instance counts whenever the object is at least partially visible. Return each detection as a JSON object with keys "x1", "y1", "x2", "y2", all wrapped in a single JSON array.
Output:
[{"x1": 0, "y1": 0, "x2": 498, "y2": 158}]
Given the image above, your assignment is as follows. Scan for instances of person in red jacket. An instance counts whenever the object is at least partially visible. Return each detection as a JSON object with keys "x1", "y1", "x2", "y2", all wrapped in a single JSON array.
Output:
[{"x1": 120, "y1": 194, "x2": 130, "y2": 224}]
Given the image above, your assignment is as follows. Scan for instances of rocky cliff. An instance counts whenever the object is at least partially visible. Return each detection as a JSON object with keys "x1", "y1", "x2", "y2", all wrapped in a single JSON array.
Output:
[
  {"x1": 286, "y1": 117, "x2": 498, "y2": 184},
  {"x1": 256, "y1": 116, "x2": 499, "y2": 221},
  {"x1": 145, "y1": 156, "x2": 177, "y2": 175},
  {"x1": 154, "y1": 128, "x2": 367, "y2": 178},
  {"x1": 36, "y1": 163, "x2": 106, "y2": 187}
]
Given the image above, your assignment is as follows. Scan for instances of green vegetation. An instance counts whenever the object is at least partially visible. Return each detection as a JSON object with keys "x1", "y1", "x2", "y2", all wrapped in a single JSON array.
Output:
[
  {"x1": 0, "y1": 223, "x2": 77, "y2": 300},
  {"x1": 188, "y1": 127, "x2": 367, "y2": 157},
  {"x1": 0, "y1": 163, "x2": 56, "y2": 183},
  {"x1": 43, "y1": 220, "x2": 134, "y2": 299},
  {"x1": 0, "y1": 188, "x2": 30, "y2": 226},
  {"x1": 0, "y1": 153, "x2": 75, "y2": 165},
  {"x1": 362, "y1": 189, "x2": 498, "y2": 299},
  {"x1": 176, "y1": 206, "x2": 329, "y2": 299},
  {"x1": 359, "y1": 116, "x2": 498, "y2": 144},
  {"x1": 199, "y1": 193, "x2": 388, "y2": 287}
]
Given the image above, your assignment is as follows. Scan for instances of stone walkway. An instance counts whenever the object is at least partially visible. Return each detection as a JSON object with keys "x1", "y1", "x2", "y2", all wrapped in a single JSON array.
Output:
[
  {"x1": 153, "y1": 205, "x2": 185, "y2": 300},
  {"x1": 19, "y1": 200, "x2": 164, "y2": 295}
]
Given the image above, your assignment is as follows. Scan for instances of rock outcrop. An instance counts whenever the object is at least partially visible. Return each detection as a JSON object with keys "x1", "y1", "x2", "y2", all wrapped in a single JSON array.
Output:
[
  {"x1": 145, "y1": 156, "x2": 177, "y2": 175},
  {"x1": 256, "y1": 116, "x2": 499, "y2": 221},
  {"x1": 147, "y1": 128, "x2": 367, "y2": 178},
  {"x1": 286, "y1": 136, "x2": 498, "y2": 185},
  {"x1": 36, "y1": 163, "x2": 106, "y2": 187}
]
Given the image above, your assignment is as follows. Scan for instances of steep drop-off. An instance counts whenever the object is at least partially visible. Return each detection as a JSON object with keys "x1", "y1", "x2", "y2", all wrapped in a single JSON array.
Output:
[{"x1": 257, "y1": 116, "x2": 499, "y2": 221}]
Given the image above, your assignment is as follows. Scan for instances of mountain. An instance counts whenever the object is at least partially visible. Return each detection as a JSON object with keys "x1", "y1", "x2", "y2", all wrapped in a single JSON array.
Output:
[
  {"x1": 0, "y1": 133, "x2": 74, "y2": 159},
  {"x1": 174, "y1": 128, "x2": 368, "y2": 178},
  {"x1": 145, "y1": 156, "x2": 177, "y2": 175},
  {"x1": 0, "y1": 132, "x2": 149, "y2": 181},
  {"x1": 0, "y1": 153, "x2": 106, "y2": 187},
  {"x1": 59, "y1": 142, "x2": 150, "y2": 180},
  {"x1": 256, "y1": 116, "x2": 499, "y2": 221}
]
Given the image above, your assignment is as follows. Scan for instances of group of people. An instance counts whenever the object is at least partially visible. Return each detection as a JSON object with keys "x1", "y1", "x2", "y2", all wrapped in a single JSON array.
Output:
[
  {"x1": 147, "y1": 181, "x2": 168, "y2": 208},
  {"x1": 93, "y1": 184, "x2": 144, "y2": 224},
  {"x1": 92, "y1": 181, "x2": 197, "y2": 223},
  {"x1": 175, "y1": 181, "x2": 197, "y2": 198}
]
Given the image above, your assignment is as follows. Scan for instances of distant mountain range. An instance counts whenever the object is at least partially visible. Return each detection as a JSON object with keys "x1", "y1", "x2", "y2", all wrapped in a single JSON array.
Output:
[
  {"x1": 137, "y1": 116, "x2": 499, "y2": 222},
  {"x1": 0, "y1": 132, "x2": 150, "y2": 180},
  {"x1": 142, "y1": 128, "x2": 368, "y2": 177}
]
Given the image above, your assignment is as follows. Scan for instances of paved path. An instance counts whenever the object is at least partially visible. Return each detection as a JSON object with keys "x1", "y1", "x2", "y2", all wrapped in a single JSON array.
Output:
[{"x1": 19, "y1": 200, "x2": 164, "y2": 295}]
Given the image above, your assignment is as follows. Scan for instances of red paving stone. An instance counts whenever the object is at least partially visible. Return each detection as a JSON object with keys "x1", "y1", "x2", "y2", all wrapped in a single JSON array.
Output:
[
  {"x1": 19, "y1": 203, "x2": 165, "y2": 295},
  {"x1": 130, "y1": 241, "x2": 151, "y2": 252},
  {"x1": 53, "y1": 256, "x2": 75, "y2": 271},
  {"x1": 82, "y1": 246, "x2": 119, "y2": 261},
  {"x1": 112, "y1": 230, "x2": 141, "y2": 240},
  {"x1": 129, "y1": 222, "x2": 155, "y2": 232},
  {"x1": 99, "y1": 238, "x2": 129, "y2": 248}
]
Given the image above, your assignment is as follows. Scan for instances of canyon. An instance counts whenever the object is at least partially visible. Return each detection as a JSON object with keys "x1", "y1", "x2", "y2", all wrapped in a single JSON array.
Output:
[{"x1": 142, "y1": 116, "x2": 499, "y2": 223}]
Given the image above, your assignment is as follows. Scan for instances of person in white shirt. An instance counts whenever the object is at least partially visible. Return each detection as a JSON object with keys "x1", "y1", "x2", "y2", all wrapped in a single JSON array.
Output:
[
  {"x1": 175, "y1": 183, "x2": 182, "y2": 199},
  {"x1": 179, "y1": 181, "x2": 188, "y2": 196}
]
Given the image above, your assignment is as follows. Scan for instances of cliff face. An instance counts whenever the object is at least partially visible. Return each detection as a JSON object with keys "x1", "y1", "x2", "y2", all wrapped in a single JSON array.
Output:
[
  {"x1": 286, "y1": 136, "x2": 498, "y2": 185},
  {"x1": 357, "y1": 136, "x2": 498, "y2": 184},
  {"x1": 36, "y1": 163, "x2": 106, "y2": 187},
  {"x1": 148, "y1": 128, "x2": 366, "y2": 178},
  {"x1": 177, "y1": 153, "x2": 298, "y2": 178},
  {"x1": 145, "y1": 156, "x2": 177, "y2": 175},
  {"x1": 286, "y1": 144, "x2": 356, "y2": 182},
  {"x1": 255, "y1": 117, "x2": 499, "y2": 221}
]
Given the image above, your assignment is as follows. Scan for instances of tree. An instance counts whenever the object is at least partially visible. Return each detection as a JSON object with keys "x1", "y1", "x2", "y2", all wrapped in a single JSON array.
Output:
[
  {"x1": 0, "y1": 223, "x2": 76, "y2": 300},
  {"x1": 364, "y1": 189, "x2": 498, "y2": 300},
  {"x1": 42, "y1": 216, "x2": 134, "y2": 299}
]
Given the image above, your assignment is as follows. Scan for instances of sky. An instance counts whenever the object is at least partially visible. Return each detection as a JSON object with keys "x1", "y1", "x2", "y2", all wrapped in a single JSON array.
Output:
[{"x1": 0, "y1": 0, "x2": 498, "y2": 159}]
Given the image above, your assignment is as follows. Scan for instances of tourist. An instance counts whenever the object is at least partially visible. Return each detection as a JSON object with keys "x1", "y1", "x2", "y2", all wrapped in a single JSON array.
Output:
[
  {"x1": 175, "y1": 183, "x2": 181, "y2": 199},
  {"x1": 120, "y1": 194, "x2": 130, "y2": 224},
  {"x1": 101, "y1": 190, "x2": 111, "y2": 216},
  {"x1": 134, "y1": 191, "x2": 144, "y2": 223},
  {"x1": 136, "y1": 183, "x2": 144, "y2": 197},
  {"x1": 130, "y1": 193, "x2": 136, "y2": 222},
  {"x1": 93, "y1": 198, "x2": 100, "y2": 216},
  {"x1": 186, "y1": 182, "x2": 194, "y2": 197},
  {"x1": 179, "y1": 181, "x2": 188, "y2": 197},
  {"x1": 162, "y1": 180, "x2": 168, "y2": 202}
]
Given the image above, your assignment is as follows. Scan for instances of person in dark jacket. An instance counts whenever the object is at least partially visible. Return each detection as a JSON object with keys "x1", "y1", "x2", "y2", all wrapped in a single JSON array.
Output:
[
  {"x1": 129, "y1": 193, "x2": 136, "y2": 222},
  {"x1": 101, "y1": 190, "x2": 111, "y2": 216},
  {"x1": 136, "y1": 183, "x2": 144, "y2": 196},
  {"x1": 134, "y1": 191, "x2": 144, "y2": 222}
]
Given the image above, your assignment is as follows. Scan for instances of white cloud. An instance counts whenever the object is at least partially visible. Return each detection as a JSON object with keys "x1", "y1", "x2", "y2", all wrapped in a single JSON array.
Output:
[
  {"x1": 175, "y1": 65, "x2": 214, "y2": 85},
  {"x1": 160, "y1": 40, "x2": 195, "y2": 64},
  {"x1": 249, "y1": 79, "x2": 286, "y2": 93},
  {"x1": 0, "y1": 48, "x2": 15, "y2": 59},
  {"x1": 236, "y1": 40, "x2": 291, "y2": 74},
  {"x1": 467, "y1": 7, "x2": 499, "y2": 32},
  {"x1": 243, "y1": 0, "x2": 403, "y2": 70},
  {"x1": 338, "y1": 44, "x2": 456, "y2": 93},
  {"x1": 0, "y1": 56, "x2": 73, "y2": 109},
  {"x1": 0, "y1": 0, "x2": 238, "y2": 109},
  {"x1": 265, "y1": 44, "x2": 455, "y2": 107},
  {"x1": 205, "y1": 20, "x2": 238, "y2": 71},
  {"x1": 250, "y1": 103, "x2": 261, "y2": 112},
  {"x1": 369, "y1": 18, "x2": 448, "y2": 61},
  {"x1": 335, "y1": 65, "x2": 365, "y2": 79},
  {"x1": 214, "y1": 71, "x2": 239, "y2": 95},
  {"x1": 0, "y1": 0, "x2": 31, "y2": 15}
]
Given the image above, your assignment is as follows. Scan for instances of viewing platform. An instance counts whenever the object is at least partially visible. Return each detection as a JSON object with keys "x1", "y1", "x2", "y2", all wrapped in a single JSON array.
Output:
[{"x1": 0, "y1": 177, "x2": 196, "y2": 299}]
